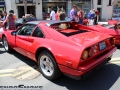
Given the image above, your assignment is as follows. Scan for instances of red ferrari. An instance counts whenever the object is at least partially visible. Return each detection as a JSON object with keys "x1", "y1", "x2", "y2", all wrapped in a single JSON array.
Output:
[
  {"x1": 87, "y1": 23, "x2": 120, "y2": 45},
  {"x1": 108, "y1": 20, "x2": 119, "y2": 25},
  {"x1": 1, "y1": 21, "x2": 116, "y2": 80}
]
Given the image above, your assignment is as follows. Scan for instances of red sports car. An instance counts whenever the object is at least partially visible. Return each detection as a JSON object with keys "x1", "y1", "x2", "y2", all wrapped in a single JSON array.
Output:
[
  {"x1": 2, "y1": 21, "x2": 116, "y2": 80},
  {"x1": 108, "y1": 20, "x2": 119, "y2": 25},
  {"x1": 87, "y1": 24, "x2": 120, "y2": 45}
]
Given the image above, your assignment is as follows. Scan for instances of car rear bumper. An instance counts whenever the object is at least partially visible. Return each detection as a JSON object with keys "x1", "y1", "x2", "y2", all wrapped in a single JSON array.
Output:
[{"x1": 58, "y1": 46, "x2": 117, "y2": 80}]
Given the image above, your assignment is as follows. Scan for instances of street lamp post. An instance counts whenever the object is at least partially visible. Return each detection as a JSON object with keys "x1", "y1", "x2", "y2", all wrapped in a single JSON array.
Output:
[{"x1": 23, "y1": 0, "x2": 27, "y2": 15}]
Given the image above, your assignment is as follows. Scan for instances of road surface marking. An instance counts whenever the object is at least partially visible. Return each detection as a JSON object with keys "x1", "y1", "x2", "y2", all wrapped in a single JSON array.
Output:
[
  {"x1": 12, "y1": 65, "x2": 40, "y2": 80},
  {"x1": 15, "y1": 68, "x2": 40, "y2": 80},
  {"x1": 110, "y1": 57, "x2": 120, "y2": 64},
  {"x1": 0, "y1": 69, "x2": 15, "y2": 73},
  {"x1": 111, "y1": 57, "x2": 120, "y2": 61},
  {"x1": 12, "y1": 68, "x2": 32, "y2": 77},
  {"x1": 0, "y1": 69, "x2": 15, "y2": 77},
  {"x1": 0, "y1": 74, "x2": 13, "y2": 77}
]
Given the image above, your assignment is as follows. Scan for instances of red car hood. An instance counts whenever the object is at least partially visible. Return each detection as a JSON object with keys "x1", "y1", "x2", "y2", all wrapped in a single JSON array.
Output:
[{"x1": 68, "y1": 31, "x2": 111, "y2": 46}]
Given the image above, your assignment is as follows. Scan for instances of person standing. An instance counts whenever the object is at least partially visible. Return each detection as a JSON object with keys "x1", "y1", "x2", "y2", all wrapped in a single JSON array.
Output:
[
  {"x1": 87, "y1": 10, "x2": 94, "y2": 26},
  {"x1": 3, "y1": 10, "x2": 17, "y2": 30},
  {"x1": 91, "y1": 9, "x2": 95, "y2": 25},
  {"x1": 77, "y1": 8, "x2": 84, "y2": 25},
  {"x1": 94, "y1": 11, "x2": 98, "y2": 25},
  {"x1": 96, "y1": 10, "x2": 100, "y2": 24},
  {"x1": 70, "y1": 5, "x2": 77, "y2": 21},
  {"x1": 2, "y1": 11, "x2": 7, "y2": 29},
  {"x1": 59, "y1": 10, "x2": 66, "y2": 20},
  {"x1": 55, "y1": 9, "x2": 61, "y2": 20},
  {"x1": 50, "y1": 8, "x2": 56, "y2": 20},
  {"x1": 0, "y1": 10, "x2": 3, "y2": 19}
]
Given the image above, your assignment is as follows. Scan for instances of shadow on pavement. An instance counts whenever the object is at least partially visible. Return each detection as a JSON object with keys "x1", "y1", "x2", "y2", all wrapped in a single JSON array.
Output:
[
  {"x1": 117, "y1": 46, "x2": 120, "y2": 49},
  {"x1": 12, "y1": 51, "x2": 37, "y2": 66},
  {"x1": 51, "y1": 63, "x2": 120, "y2": 90},
  {"x1": 0, "y1": 43, "x2": 3, "y2": 48},
  {"x1": 0, "y1": 43, "x2": 6, "y2": 54}
]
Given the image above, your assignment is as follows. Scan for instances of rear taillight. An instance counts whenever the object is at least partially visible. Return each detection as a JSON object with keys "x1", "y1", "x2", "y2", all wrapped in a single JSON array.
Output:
[
  {"x1": 88, "y1": 48, "x2": 93, "y2": 57},
  {"x1": 81, "y1": 50, "x2": 88, "y2": 60},
  {"x1": 110, "y1": 38, "x2": 115, "y2": 45},
  {"x1": 81, "y1": 47, "x2": 94, "y2": 60}
]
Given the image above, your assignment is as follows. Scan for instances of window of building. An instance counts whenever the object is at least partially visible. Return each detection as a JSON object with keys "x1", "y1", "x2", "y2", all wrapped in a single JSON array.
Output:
[
  {"x1": 97, "y1": 0, "x2": 102, "y2": 5},
  {"x1": 108, "y1": 0, "x2": 112, "y2": 6}
]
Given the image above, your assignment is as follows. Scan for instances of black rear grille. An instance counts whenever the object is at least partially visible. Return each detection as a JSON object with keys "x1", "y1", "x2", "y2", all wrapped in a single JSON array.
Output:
[{"x1": 60, "y1": 30, "x2": 89, "y2": 36}]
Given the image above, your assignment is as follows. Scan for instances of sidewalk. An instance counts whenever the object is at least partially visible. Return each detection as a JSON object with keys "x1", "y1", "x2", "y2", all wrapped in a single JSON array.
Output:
[{"x1": 98, "y1": 20, "x2": 108, "y2": 25}]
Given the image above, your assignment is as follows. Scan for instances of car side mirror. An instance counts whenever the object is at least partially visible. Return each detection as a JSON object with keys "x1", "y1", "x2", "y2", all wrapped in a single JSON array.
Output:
[{"x1": 11, "y1": 31, "x2": 16, "y2": 36}]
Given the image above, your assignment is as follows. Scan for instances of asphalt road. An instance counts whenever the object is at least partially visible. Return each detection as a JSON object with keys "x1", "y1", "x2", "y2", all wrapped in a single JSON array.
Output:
[{"x1": 0, "y1": 42, "x2": 120, "y2": 90}]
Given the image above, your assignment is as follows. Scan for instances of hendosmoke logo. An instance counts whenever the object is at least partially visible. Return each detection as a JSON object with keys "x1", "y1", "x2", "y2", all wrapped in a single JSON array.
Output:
[{"x1": 0, "y1": 84, "x2": 43, "y2": 90}]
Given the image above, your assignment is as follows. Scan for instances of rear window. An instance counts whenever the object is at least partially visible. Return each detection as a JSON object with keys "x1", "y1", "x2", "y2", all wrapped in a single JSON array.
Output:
[{"x1": 49, "y1": 22, "x2": 89, "y2": 36}]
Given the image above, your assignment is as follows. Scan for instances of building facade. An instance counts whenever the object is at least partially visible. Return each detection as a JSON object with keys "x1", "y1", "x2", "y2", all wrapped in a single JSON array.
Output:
[
  {"x1": 42, "y1": 0, "x2": 91, "y2": 19},
  {"x1": 93, "y1": 0, "x2": 116, "y2": 20},
  {"x1": 5, "y1": 0, "x2": 42, "y2": 19},
  {"x1": 4, "y1": 0, "x2": 119, "y2": 20}
]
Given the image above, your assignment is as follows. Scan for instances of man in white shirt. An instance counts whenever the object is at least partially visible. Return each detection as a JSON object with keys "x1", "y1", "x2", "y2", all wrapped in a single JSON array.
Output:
[{"x1": 50, "y1": 8, "x2": 56, "y2": 20}]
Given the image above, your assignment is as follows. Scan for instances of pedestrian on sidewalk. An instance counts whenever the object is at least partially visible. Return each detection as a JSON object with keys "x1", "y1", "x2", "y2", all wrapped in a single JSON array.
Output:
[
  {"x1": 96, "y1": 10, "x2": 100, "y2": 24},
  {"x1": 87, "y1": 10, "x2": 95, "y2": 26},
  {"x1": 2, "y1": 11, "x2": 7, "y2": 29},
  {"x1": 77, "y1": 8, "x2": 84, "y2": 25},
  {"x1": 55, "y1": 9, "x2": 61, "y2": 20},
  {"x1": 0, "y1": 10, "x2": 3, "y2": 19},
  {"x1": 70, "y1": 5, "x2": 77, "y2": 22},
  {"x1": 59, "y1": 10, "x2": 66, "y2": 20},
  {"x1": 3, "y1": 10, "x2": 17, "y2": 30},
  {"x1": 50, "y1": 8, "x2": 56, "y2": 20}
]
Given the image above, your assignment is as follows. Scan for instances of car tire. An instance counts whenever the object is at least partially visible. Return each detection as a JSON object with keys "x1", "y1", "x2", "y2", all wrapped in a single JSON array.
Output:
[
  {"x1": 38, "y1": 51, "x2": 62, "y2": 80},
  {"x1": 2, "y1": 36, "x2": 13, "y2": 53}
]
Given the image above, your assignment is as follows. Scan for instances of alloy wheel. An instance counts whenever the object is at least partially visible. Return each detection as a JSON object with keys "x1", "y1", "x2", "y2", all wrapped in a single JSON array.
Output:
[{"x1": 40, "y1": 55, "x2": 54, "y2": 76}]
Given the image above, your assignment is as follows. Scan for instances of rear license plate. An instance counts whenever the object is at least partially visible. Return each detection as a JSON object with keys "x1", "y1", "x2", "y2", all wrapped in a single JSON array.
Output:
[{"x1": 99, "y1": 41, "x2": 106, "y2": 51}]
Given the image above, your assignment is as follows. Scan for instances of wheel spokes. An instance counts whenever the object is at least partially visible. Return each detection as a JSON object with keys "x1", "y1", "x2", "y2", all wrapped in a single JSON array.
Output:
[{"x1": 40, "y1": 55, "x2": 54, "y2": 76}]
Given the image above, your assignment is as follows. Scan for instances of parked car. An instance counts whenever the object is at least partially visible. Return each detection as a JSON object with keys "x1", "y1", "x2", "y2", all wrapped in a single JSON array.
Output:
[
  {"x1": 108, "y1": 20, "x2": 119, "y2": 25},
  {"x1": 87, "y1": 23, "x2": 120, "y2": 46},
  {"x1": 15, "y1": 18, "x2": 25, "y2": 28},
  {"x1": 2, "y1": 21, "x2": 116, "y2": 80},
  {"x1": 16, "y1": 16, "x2": 37, "y2": 28}
]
